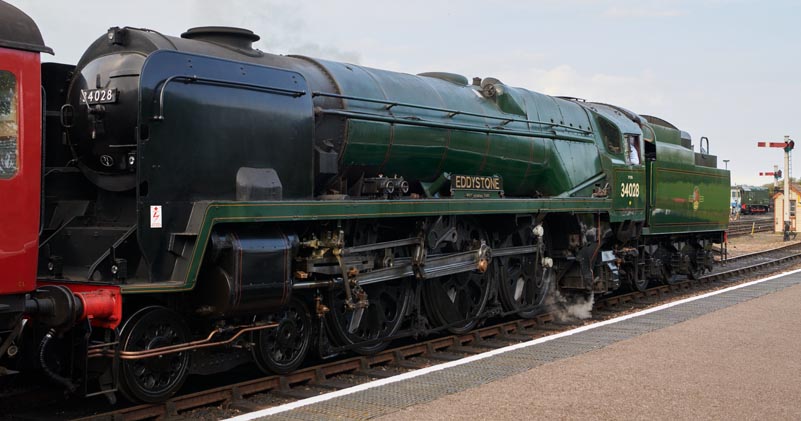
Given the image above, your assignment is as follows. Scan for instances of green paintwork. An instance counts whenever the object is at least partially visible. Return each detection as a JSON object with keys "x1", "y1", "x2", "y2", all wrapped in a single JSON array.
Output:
[
  {"x1": 121, "y1": 197, "x2": 611, "y2": 294},
  {"x1": 645, "y1": 155, "x2": 730, "y2": 235},
  {"x1": 577, "y1": 103, "x2": 648, "y2": 222},
  {"x1": 126, "y1": 51, "x2": 729, "y2": 294},
  {"x1": 317, "y1": 58, "x2": 603, "y2": 198},
  {"x1": 649, "y1": 123, "x2": 684, "y2": 146},
  {"x1": 639, "y1": 120, "x2": 729, "y2": 234},
  {"x1": 612, "y1": 168, "x2": 647, "y2": 220}
]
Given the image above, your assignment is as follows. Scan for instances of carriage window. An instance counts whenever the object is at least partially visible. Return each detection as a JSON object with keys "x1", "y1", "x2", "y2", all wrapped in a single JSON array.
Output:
[{"x1": 0, "y1": 71, "x2": 18, "y2": 179}]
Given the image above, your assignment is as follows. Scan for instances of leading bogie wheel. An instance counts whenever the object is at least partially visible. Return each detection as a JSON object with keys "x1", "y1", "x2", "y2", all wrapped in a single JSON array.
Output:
[
  {"x1": 117, "y1": 306, "x2": 191, "y2": 403},
  {"x1": 252, "y1": 297, "x2": 313, "y2": 374}
]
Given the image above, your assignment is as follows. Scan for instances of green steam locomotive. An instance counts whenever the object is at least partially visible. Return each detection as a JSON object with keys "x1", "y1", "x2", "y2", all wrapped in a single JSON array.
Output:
[{"x1": 2, "y1": 14, "x2": 729, "y2": 403}]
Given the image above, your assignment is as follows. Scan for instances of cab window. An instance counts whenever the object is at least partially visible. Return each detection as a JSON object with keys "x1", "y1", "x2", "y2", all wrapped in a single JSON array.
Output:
[
  {"x1": 0, "y1": 70, "x2": 18, "y2": 179},
  {"x1": 625, "y1": 134, "x2": 641, "y2": 165},
  {"x1": 642, "y1": 125, "x2": 656, "y2": 161},
  {"x1": 598, "y1": 117, "x2": 622, "y2": 155}
]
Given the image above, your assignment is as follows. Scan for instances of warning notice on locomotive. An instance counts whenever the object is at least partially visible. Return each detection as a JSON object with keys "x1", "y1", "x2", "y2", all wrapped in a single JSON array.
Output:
[{"x1": 451, "y1": 175, "x2": 504, "y2": 199}]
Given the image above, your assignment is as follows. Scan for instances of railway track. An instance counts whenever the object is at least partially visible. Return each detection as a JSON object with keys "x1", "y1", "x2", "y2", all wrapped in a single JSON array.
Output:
[
  {"x1": 727, "y1": 215, "x2": 774, "y2": 236},
  {"x1": 12, "y1": 241, "x2": 801, "y2": 421}
]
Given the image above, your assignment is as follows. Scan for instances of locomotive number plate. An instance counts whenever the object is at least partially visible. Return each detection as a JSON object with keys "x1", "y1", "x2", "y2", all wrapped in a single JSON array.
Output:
[
  {"x1": 80, "y1": 88, "x2": 118, "y2": 105},
  {"x1": 619, "y1": 182, "x2": 640, "y2": 198}
]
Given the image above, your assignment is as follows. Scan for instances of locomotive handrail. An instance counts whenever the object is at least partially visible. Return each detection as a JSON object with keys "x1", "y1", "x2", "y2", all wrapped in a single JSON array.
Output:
[
  {"x1": 153, "y1": 75, "x2": 307, "y2": 120},
  {"x1": 700, "y1": 136, "x2": 709, "y2": 157},
  {"x1": 312, "y1": 91, "x2": 593, "y2": 135},
  {"x1": 321, "y1": 109, "x2": 595, "y2": 143}
]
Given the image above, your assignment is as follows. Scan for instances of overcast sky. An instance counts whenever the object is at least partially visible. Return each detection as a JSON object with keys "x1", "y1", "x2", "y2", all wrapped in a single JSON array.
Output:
[{"x1": 10, "y1": 0, "x2": 801, "y2": 186}]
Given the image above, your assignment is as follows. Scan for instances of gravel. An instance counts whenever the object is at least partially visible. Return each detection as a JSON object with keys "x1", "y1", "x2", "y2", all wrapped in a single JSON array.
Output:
[{"x1": 725, "y1": 231, "x2": 801, "y2": 258}]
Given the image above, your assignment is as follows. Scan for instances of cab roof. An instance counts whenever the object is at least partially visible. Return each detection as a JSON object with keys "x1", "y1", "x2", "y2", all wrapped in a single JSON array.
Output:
[{"x1": 0, "y1": 1, "x2": 53, "y2": 54}]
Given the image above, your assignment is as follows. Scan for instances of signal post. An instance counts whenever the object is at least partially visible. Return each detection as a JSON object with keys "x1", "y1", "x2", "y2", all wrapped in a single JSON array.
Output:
[
  {"x1": 758, "y1": 136, "x2": 795, "y2": 240},
  {"x1": 759, "y1": 165, "x2": 781, "y2": 195}
]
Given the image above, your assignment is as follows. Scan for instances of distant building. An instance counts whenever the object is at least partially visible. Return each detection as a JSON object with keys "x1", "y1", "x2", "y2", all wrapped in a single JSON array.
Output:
[{"x1": 772, "y1": 183, "x2": 801, "y2": 232}]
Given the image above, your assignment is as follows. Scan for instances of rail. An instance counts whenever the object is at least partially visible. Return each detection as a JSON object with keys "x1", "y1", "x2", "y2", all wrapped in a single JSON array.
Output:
[
  {"x1": 727, "y1": 216, "x2": 774, "y2": 237},
  {"x1": 65, "y1": 242, "x2": 801, "y2": 421}
]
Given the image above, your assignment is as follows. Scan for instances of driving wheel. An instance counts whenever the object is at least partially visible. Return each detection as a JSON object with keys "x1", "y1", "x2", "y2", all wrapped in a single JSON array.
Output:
[
  {"x1": 423, "y1": 218, "x2": 492, "y2": 334},
  {"x1": 326, "y1": 277, "x2": 412, "y2": 355},
  {"x1": 497, "y1": 228, "x2": 550, "y2": 318}
]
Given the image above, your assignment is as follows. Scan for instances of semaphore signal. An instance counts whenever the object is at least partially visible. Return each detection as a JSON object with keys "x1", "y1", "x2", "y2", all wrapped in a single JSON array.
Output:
[
  {"x1": 757, "y1": 135, "x2": 795, "y2": 239},
  {"x1": 758, "y1": 170, "x2": 781, "y2": 178}
]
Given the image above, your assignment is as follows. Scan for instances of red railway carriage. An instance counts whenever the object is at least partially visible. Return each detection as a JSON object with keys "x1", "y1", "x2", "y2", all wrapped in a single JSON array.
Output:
[
  {"x1": 0, "y1": 2, "x2": 120, "y2": 382},
  {"x1": 0, "y1": 1, "x2": 51, "y2": 331}
]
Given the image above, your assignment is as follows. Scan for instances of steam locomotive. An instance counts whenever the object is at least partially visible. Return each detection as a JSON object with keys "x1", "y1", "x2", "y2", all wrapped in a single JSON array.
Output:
[{"x1": 0, "y1": 1, "x2": 729, "y2": 403}]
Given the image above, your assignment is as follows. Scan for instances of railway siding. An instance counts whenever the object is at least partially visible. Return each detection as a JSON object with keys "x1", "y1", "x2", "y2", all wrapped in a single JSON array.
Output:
[{"x1": 728, "y1": 215, "x2": 774, "y2": 237}]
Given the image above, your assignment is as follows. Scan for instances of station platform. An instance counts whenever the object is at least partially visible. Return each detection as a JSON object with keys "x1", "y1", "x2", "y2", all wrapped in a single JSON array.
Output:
[{"x1": 227, "y1": 270, "x2": 801, "y2": 420}]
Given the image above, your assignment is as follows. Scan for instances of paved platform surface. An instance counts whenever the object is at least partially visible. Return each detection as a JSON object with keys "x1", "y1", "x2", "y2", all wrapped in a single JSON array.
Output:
[{"x1": 230, "y1": 270, "x2": 801, "y2": 420}]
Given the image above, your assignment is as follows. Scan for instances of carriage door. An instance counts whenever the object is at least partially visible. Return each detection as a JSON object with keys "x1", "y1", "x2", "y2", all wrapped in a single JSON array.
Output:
[{"x1": 0, "y1": 49, "x2": 43, "y2": 294}]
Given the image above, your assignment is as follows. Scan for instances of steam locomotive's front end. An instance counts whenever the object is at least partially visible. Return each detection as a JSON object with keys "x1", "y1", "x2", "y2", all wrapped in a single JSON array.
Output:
[
  {"x1": 61, "y1": 25, "x2": 200, "y2": 196},
  {"x1": 64, "y1": 41, "x2": 145, "y2": 191}
]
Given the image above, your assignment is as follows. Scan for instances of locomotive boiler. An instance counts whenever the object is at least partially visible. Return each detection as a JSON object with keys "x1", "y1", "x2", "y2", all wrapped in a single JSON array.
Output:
[{"x1": 0, "y1": 2, "x2": 730, "y2": 404}]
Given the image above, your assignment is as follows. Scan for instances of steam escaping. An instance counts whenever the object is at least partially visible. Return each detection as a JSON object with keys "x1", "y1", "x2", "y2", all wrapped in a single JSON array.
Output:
[
  {"x1": 547, "y1": 289, "x2": 595, "y2": 322},
  {"x1": 188, "y1": 0, "x2": 362, "y2": 64}
]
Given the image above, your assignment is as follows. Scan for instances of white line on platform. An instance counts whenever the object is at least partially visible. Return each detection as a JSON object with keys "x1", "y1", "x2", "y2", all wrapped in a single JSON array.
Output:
[{"x1": 225, "y1": 268, "x2": 801, "y2": 421}]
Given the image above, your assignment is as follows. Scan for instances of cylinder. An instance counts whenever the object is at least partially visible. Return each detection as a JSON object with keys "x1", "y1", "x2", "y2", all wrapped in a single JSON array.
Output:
[{"x1": 193, "y1": 227, "x2": 299, "y2": 317}]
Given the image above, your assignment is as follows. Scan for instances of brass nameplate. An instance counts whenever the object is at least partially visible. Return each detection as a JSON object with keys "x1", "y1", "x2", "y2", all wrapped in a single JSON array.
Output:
[{"x1": 451, "y1": 175, "x2": 504, "y2": 199}]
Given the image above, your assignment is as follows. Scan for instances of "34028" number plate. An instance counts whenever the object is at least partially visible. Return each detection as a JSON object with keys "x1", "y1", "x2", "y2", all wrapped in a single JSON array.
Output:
[{"x1": 80, "y1": 88, "x2": 117, "y2": 105}]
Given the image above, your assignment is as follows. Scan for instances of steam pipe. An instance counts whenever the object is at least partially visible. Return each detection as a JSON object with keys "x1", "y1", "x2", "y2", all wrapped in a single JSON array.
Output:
[{"x1": 87, "y1": 322, "x2": 278, "y2": 360}]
